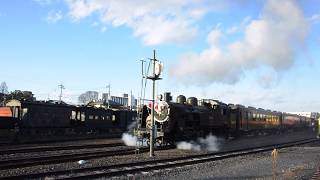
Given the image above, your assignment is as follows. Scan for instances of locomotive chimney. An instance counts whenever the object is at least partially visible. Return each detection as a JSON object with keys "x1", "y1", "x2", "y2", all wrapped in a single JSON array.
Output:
[
  {"x1": 163, "y1": 92, "x2": 172, "y2": 102},
  {"x1": 187, "y1": 97, "x2": 198, "y2": 106},
  {"x1": 176, "y1": 95, "x2": 186, "y2": 104}
]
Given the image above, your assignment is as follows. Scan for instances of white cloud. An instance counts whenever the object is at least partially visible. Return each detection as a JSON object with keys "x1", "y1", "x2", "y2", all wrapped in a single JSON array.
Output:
[
  {"x1": 171, "y1": 0, "x2": 309, "y2": 86},
  {"x1": 207, "y1": 28, "x2": 223, "y2": 46},
  {"x1": 226, "y1": 16, "x2": 251, "y2": 34},
  {"x1": 64, "y1": 0, "x2": 223, "y2": 45},
  {"x1": 46, "y1": 10, "x2": 63, "y2": 23},
  {"x1": 309, "y1": 14, "x2": 320, "y2": 24}
]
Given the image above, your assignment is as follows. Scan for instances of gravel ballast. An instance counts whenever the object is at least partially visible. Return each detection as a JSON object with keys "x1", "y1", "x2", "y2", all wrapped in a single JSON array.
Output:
[
  {"x1": 120, "y1": 142, "x2": 320, "y2": 180},
  {"x1": 0, "y1": 129, "x2": 318, "y2": 179}
]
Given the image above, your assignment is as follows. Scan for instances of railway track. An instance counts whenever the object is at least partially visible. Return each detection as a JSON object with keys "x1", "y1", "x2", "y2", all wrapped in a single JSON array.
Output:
[
  {"x1": 0, "y1": 142, "x2": 124, "y2": 155},
  {"x1": 1, "y1": 138, "x2": 318, "y2": 180},
  {"x1": 0, "y1": 145, "x2": 173, "y2": 170},
  {"x1": 0, "y1": 135, "x2": 123, "y2": 147}
]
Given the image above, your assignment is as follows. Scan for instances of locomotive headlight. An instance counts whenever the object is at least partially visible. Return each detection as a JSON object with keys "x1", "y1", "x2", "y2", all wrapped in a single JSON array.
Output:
[{"x1": 154, "y1": 101, "x2": 170, "y2": 123}]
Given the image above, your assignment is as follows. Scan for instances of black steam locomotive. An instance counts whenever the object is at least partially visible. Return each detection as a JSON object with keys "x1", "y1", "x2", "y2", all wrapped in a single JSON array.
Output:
[
  {"x1": 0, "y1": 99, "x2": 135, "y2": 137},
  {"x1": 136, "y1": 93, "x2": 316, "y2": 145}
]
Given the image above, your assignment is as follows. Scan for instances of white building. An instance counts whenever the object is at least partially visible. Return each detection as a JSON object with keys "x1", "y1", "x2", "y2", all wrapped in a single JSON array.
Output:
[{"x1": 102, "y1": 93, "x2": 137, "y2": 109}]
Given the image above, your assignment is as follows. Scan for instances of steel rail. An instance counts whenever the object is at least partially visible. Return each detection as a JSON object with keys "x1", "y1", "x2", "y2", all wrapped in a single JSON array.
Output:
[{"x1": 0, "y1": 142, "x2": 124, "y2": 155}]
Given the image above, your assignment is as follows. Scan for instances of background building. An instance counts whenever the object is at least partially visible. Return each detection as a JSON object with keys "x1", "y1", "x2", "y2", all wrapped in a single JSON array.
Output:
[{"x1": 102, "y1": 93, "x2": 137, "y2": 109}]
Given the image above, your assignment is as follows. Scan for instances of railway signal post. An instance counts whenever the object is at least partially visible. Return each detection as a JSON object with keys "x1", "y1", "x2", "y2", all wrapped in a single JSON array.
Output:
[{"x1": 147, "y1": 50, "x2": 162, "y2": 157}]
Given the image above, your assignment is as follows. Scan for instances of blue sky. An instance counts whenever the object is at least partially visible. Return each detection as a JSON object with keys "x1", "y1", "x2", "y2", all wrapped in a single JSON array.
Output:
[{"x1": 0, "y1": 0, "x2": 319, "y2": 112}]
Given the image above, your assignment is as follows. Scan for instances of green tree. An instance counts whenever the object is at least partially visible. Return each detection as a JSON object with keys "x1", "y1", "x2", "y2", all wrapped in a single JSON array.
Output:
[{"x1": 7, "y1": 90, "x2": 35, "y2": 102}]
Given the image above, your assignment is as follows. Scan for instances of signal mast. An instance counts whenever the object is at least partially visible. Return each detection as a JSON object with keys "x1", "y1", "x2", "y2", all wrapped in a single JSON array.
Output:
[
  {"x1": 137, "y1": 50, "x2": 163, "y2": 157},
  {"x1": 147, "y1": 50, "x2": 163, "y2": 157}
]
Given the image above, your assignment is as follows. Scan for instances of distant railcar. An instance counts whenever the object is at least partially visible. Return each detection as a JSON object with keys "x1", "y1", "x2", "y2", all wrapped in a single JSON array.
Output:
[
  {"x1": 229, "y1": 105, "x2": 281, "y2": 132},
  {"x1": 0, "y1": 99, "x2": 136, "y2": 137},
  {"x1": 0, "y1": 107, "x2": 17, "y2": 129},
  {"x1": 136, "y1": 92, "x2": 315, "y2": 145}
]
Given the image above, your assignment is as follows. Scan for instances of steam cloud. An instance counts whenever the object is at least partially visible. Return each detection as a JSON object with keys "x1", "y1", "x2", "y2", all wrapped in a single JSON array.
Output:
[
  {"x1": 171, "y1": 0, "x2": 309, "y2": 85},
  {"x1": 176, "y1": 134, "x2": 221, "y2": 152},
  {"x1": 121, "y1": 133, "x2": 137, "y2": 146},
  {"x1": 121, "y1": 121, "x2": 139, "y2": 146}
]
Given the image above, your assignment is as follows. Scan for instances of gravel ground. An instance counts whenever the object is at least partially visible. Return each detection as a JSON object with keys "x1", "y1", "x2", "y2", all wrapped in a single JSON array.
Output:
[
  {"x1": 219, "y1": 129, "x2": 317, "y2": 152},
  {"x1": 0, "y1": 148, "x2": 203, "y2": 178},
  {"x1": 121, "y1": 143, "x2": 320, "y2": 180},
  {"x1": 0, "y1": 129, "x2": 317, "y2": 179}
]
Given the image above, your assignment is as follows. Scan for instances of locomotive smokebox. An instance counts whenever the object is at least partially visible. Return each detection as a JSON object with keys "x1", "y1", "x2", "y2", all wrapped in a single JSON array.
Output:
[
  {"x1": 187, "y1": 97, "x2": 198, "y2": 106},
  {"x1": 163, "y1": 92, "x2": 172, "y2": 102},
  {"x1": 176, "y1": 95, "x2": 186, "y2": 104}
]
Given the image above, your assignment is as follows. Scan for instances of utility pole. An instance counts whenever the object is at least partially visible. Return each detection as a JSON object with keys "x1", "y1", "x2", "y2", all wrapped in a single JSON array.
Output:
[
  {"x1": 106, "y1": 84, "x2": 111, "y2": 108},
  {"x1": 147, "y1": 49, "x2": 162, "y2": 157},
  {"x1": 58, "y1": 84, "x2": 65, "y2": 103}
]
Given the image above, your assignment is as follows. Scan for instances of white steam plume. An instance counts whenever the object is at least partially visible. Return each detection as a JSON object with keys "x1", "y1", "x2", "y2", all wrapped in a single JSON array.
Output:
[
  {"x1": 171, "y1": 0, "x2": 309, "y2": 85},
  {"x1": 121, "y1": 133, "x2": 137, "y2": 146},
  {"x1": 121, "y1": 121, "x2": 148, "y2": 147},
  {"x1": 121, "y1": 120, "x2": 138, "y2": 146},
  {"x1": 176, "y1": 134, "x2": 221, "y2": 152}
]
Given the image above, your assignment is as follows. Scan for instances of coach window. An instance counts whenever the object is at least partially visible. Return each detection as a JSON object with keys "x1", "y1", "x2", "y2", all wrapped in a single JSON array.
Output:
[
  {"x1": 89, "y1": 115, "x2": 94, "y2": 120},
  {"x1": 112, "y1": 115, "x2": 116, "y2": 121},
  {"x1": 12, "y1": 107, "x2": 19, "y2": 119},
  {"x1": 71, "y1": 111, "x2": 76, "y2": 120},
  {"x1": 95, "y1": 115, "x2": 99, "y2": 120},
  {"x1": 81, "y1": 112, "x2": 85, "y2": 121}
]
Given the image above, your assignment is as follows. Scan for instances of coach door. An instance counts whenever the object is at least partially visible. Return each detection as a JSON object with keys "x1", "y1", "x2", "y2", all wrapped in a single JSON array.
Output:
[{"x1": 239, "y1": 110, "x2": 248, "y2": 131}]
